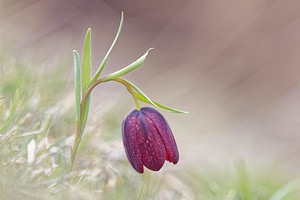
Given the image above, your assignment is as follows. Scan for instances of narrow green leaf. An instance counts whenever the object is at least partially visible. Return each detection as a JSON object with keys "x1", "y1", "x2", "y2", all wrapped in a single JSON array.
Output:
[
  {"x1": 81, "y1": 95, "x2": 90, "y2": 136},
  {"x1": 0, "y1": 90, "x2": 19, "y2": 133},
  {"x1": 81, "y1": 28, "x2": 92, "y2": 97},
  {"x1": 270, "y1": 180, "x2": 300, "y2": 200},
  {"x1": 73, "y1": 50, "x2": 81, "y2": 122},
  {"x1": 134, "y1": 92, "x2": 187, "y2": 113},
  {"x1": 80, "y1": 29, "x2": 92, "y2": 137},
  {"x1": 102, "y1": 48, "x2": 153, "y2": 82},
  {"x1": 235, "y1": 160, "x2": 250, "y2": 200},
  {"x1": 224, "y1": 189, "x2": 237, "y2": 200},
  {"x1": 0, "y1": 98, "x2": 4, "y2": 121},
  {"x1": 41, "y1": 115, "x2": 53, "y2": 138},
  {"x1": 119, "y1": 78, "x2": 188, "y2": 113},
  {"x1": 90, "y1": 12, "x2": 124, "y2": 85}
]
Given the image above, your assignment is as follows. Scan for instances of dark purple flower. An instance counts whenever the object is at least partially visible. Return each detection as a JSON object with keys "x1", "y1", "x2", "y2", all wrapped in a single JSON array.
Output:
[{"x1": 122, "y1": 107, "x2": 179, "y2": 173}]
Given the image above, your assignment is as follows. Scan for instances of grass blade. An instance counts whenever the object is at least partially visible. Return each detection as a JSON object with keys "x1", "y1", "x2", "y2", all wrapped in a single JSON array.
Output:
[
  {"x1": 90, "y1": 12, "x2": 124, "y2": 84},
  {"x1": 235, "y1": 160, "x2": 251, "y2": 200},
  {"x1": 0, "y1": 98, "x2": 4, "y2": 122},
  {"x1": 73, "y1": 50, "x2": 81, "y2": 122},
  {"x1": 0, "y1": 90, "x2": 19, "y2": 133},
  {"x1": 269, "y1": 180, "x2": 300, "y2": 200}
]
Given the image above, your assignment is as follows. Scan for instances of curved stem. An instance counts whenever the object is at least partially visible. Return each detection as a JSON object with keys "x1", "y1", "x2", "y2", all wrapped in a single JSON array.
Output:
[
  {"x1": 71, "y1": 78, "x2": 104, "y2": 169},
  {"x1": 71, "y1": 77, "x2": 141, "y2": 169},
  {"x1": 80, "y1": 78, "x2": 104, "y2": 121},
  {"x1": 113, "y1": 78, "x2": 140, "y2": 110}
]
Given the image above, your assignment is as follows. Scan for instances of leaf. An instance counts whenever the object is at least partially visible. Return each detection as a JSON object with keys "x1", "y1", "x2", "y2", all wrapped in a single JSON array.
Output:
[
  {"x1": 0, "y1": 98, "x2": 4, "y2": 122},
  {"x1": 0, "y1": 89, "x2": 20, "y2": 133},
  {"x1": 118, "y1": 78, "x2": 188, "y2": 113},
  {"x1": 234, "y1": 160, "x2": 250, "y2": 200},
  {"x1": 80, "y1": 95, "x2": 90, "y2": 136},
  {"x1": 102, "y1": 48, "x2": 153, "y2": 82},
  {"x1": 270, "y1": 180, "x2": 300, "y2": 200},
  {"x1": 73, "y1": 50, "x2": 81, "y2": 122},
  {"x1": 80, "y1": 28, "x2": 92, "y2": 136},
  {"x1": 134, "y1": 92, "x2": 187, "y2": 113},
  {"x1": 90, "y1": 12, "x2": 124, "y2": 85},
  {"x1": 41, "y1": 115, "x2": 53, "y2": 138},
  {"x1": 81, "y1": 28, "x2": 92, "y2": 97}
]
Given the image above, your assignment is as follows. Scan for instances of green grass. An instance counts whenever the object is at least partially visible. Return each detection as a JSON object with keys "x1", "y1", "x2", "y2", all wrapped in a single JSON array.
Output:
[{"x1": 1, "y1": 52, "x2": 300, "y2": 200}]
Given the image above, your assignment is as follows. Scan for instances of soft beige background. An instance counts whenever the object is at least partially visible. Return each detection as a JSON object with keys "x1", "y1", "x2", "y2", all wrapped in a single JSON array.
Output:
[{"x1": 1, "y1": 0, "x2": 300, "y2": 173}]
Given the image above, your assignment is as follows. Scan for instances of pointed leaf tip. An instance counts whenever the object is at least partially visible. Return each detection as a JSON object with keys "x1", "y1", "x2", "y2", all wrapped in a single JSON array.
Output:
[
  {"x1": 102, "y1": 48, "x2": 153, "y2": 82},
  {"x1": 81, "y1": 28, "x2": 92, "y2": 97},
  {"x1": 73, "y1": 50, "x2": 81, "y2": 122},
  {"x1": 90, "y1": 13, "x2": 124, "y2": 84},
  {"x1": 117, "y1": 78, "x2": 188, "y2": 114}
]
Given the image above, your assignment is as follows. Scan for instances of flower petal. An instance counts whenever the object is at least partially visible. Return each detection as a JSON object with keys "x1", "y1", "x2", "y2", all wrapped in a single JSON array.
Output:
[
  {"x1": 141, "y1": 107, "x2": 179, "y2": 164},
  {"x1": 122, "y1": 110, "x2": 144, "y2": 173},
  {"x1": 136, "y1": 110, "x2": 166, "y2": 171}
]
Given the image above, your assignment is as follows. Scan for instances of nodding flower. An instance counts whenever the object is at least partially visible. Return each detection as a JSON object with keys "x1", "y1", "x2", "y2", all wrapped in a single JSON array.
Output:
[{"x1": 122, "y1": 107, "x2": 179, "y2": 173}]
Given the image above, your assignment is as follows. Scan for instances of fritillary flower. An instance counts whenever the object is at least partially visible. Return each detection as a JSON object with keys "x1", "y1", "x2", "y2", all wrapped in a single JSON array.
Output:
[{"x1": 122, "y1": 107, "x2": 179, "y2": 173}]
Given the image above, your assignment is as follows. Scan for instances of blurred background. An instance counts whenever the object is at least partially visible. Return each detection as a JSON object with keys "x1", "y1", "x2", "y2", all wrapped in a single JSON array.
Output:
[{"x1": 1, "y1": 0, "x2": 300, "y2": 199}]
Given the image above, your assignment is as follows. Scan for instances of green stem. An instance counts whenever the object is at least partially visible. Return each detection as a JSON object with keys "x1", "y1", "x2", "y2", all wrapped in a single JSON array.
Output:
[
  {"x1": 71, "y1": 78, "x2": 104, "y2": 169},
  {"x1": 71, "y1": 121, "x2": 81, "y2": 168},
  {"x1": 81, "y1": 78, "x2": 104, "y2": 118},
  {"x1": 70, "y1": 77, "x2": 141, "y2": 169},
  {"x1": 114, "y1": 78, "x2": 140, "y2": 110}
]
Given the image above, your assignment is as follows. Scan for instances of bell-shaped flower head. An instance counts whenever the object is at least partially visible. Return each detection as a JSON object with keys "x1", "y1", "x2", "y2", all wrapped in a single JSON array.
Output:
[{"x1": 122, "y1": 107, "x2": 179, "y2": 173}]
